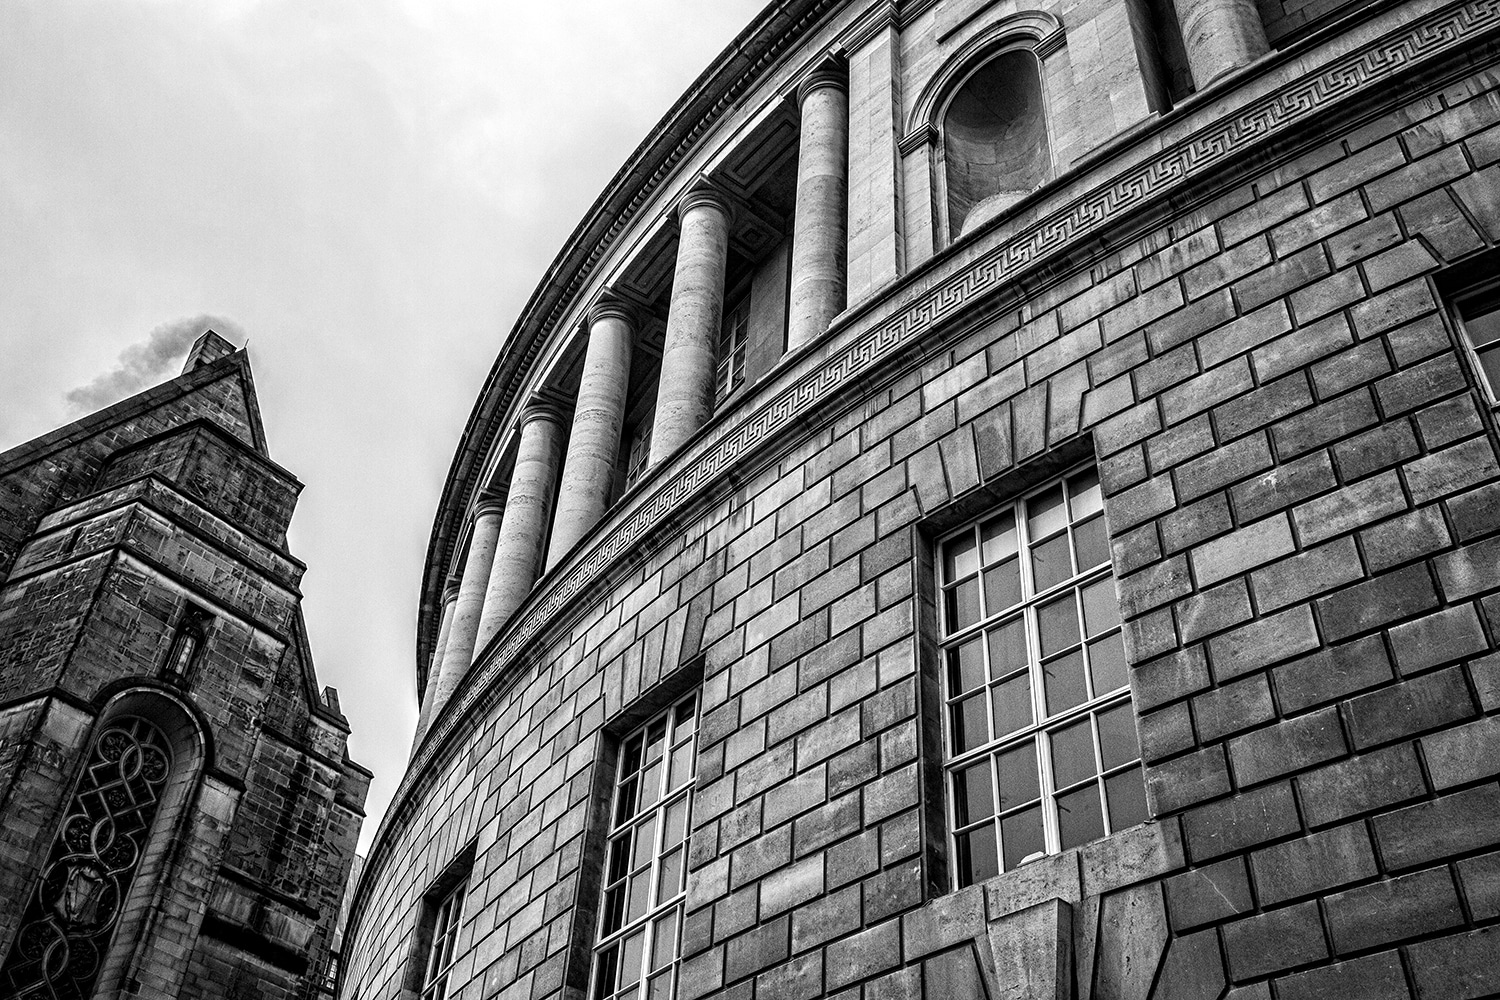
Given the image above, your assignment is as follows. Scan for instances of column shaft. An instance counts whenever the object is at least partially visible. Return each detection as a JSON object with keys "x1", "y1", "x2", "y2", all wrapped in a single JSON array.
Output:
[
  {"x1": 787, "y1": 73, "x2": 849, "y2": 352},
  {"x1": 1176, "y1": 0, "x2": 1269, "y2": 89},
  {"x1": 650, "y1": 189, "x2": 731, "y2": 465},
  {"x1": 432, "y1": 502, "x2": 505, "y2": 717},
  {"x1": 412, "y1": 584, "x2": 461, "y2": 748},
  {"x1": 547, "y1": 306, "x2": 634, "y2": 569},
  {"x1": 476, "y1": 408, "x2": 566, "y2": 651}
]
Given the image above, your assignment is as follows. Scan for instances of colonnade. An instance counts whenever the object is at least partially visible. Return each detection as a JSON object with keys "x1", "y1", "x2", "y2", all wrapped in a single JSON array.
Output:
[{"x1": 412, "y1": 62, "x2": 852, "y2": 743}]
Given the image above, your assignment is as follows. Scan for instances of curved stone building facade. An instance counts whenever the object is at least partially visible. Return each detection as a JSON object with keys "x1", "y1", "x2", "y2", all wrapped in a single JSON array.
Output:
[{"x1": 346, "y1": 1, "x2": 1500, "y2": 998}]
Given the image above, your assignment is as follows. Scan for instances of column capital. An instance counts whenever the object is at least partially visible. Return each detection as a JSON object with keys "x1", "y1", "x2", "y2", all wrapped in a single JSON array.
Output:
[
  {"x1": 472, "y1": 494, "x2": 508, "y2": 520},
  {"x1": 796, "y1": 58, "x2": 848, "y2": 106},
  {"x1": 675, "y1": 180, "x2": 734, "y2": 226},
  {"x1": 587, "y1": 294, "x2": 637, "y2": 329},
  {"x1": 519, "y1": 399, "x2": 568, "y2": 430},
  {"x1": 442, "y1": 578, "x2": 463, "y2": 604}
]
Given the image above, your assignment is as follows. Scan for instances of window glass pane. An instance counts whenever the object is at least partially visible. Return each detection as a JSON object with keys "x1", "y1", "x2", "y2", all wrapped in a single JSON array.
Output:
[
  {"x1": 1028, "y1": 485, "x2": 1066, "y2": 539},
  {"x1": 668, "y1": 744, "x2": 693, "y2": 791},
  {"x1": 657, "y1": 847, "x2": 684, "y2": 902},
  {"x1": 1068, "y1": 468, "x2": 1103, "y2": 518},
  {"x1": 633, "y1": 817, "x2": 657, "y2": 868},
  {"x1": 1081, "y1": 578, "x2": 1120, "y2": 637},
  {"x1": 1088, "y1": 634, "x2": 1128, "y2": 695},
  {"x1": 1466, "y1": 306, "x2": 1500, "y2": 346},
  {"x1": 639, "y1": 763, "x2": 662, "y2": 812},
  {"x1": 986, "y1": 618, "x2": 1027, "y2": 675},
  {"x1": 991, "y1": 673, "x2": 1033, "y2": 738},
  {"x1": 1037, "y1": 595, "x2": 1081, "y2": 657},
  {"x1": 620, "y1": 932, "x2": 645, "y2": 987},
  {"x1": 608, "y1": 835, "x2": 631, "y2": 881},
  {"x1": 947, "y1": 637, "x2": 985, "y2": 694},
  {"x1": 957, "y1": 824, "x2": 1000, "y2": 886},
  {"x1": 1056, "y1": 784, "x2": 1105, "y2": 851},
  {"x1": 1479, "y1": 344, "x2": 1500, "y2": 396},
  {"x1": 1106, "y1": 767, "x2": 1150, "y2": 832},
  {"x1": 1000, "y1": 805, "x2": 1045, "y2": 871},
  {"x1": 602, "y1": 885, "x2": 626, "y2": 936},
  {"x1": 946, "y1": 578, "x2": 982, "y2": 632},
  {"x1": 651, "y1": 911, "x2": 678, "y2": 970},
  {"x1": 1049, "y1": 718, "x2": 1097, "y2": 790},
  {"x1": 981, "y1": 511, "x2": 1019, "y2": 563},
  {"x1": 951, "y1": 693, "x2": 989, "y2": 754},
  {"x1": 1097, "y1": 702, "x2": 1140, "y2": 771},
  {"x1": 983, "y1": 558, "x2": 1023, "y2": 613},
  {"x1": 996, "y1": 742, "x2": 1039, "y2": 809},
  {"x1": 1073, "y1": 515, "x2": 1110, "y2": 572},
  {"x1": 662, "y1": 798, "x2": 688, "y2": 849},
  {"x1": 594, "y1": 947, "x2": 618, "y2": 1000},
  {"x1": 674, "y1": 697, "x2": 696, "y2": 734},
  {"x1": 628, "y1": 873, "x2": 651, "y2": 923},
  {"x1": 1031, "y1": 533, "x2": 1072, "y2": 593},
  {"x1": 645, "y1": 721, "x2": 667, "y2": 761},
  {"x1": 648, "y1": 971, "x2": 674, "y2": 1000},
  {"x1": 1042, "y1": 651, "x2": 1087, "y2": 716},
  {"x1": 953, "y1": 759, "x2": 994, "y2": 826},
  {"x1": 944, "y1": 531, "x2": 979, "y2": 581}
]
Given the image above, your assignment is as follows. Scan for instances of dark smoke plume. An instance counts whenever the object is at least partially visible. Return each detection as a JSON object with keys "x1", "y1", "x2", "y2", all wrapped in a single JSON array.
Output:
[{"x1": 66, "y1": 315, "x2": 245, "y2": 413}]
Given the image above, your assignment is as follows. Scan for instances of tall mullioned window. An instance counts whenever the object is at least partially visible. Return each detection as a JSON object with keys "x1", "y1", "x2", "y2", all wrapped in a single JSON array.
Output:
[
  {"x1": 937, "y1": 466, "x2": 1148, "y2": 887},
  {"x1": 591, "y1": 692, "x2": 697, "y2": 1000},
  {"x1": 419, "y1": 882, "x2": 466, "y2": 1000}
]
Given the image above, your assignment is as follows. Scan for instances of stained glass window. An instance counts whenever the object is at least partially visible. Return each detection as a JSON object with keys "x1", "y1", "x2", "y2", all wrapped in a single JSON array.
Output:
[{"x1": 1, "y1": 717, "x2": 173, "y2": 1000}]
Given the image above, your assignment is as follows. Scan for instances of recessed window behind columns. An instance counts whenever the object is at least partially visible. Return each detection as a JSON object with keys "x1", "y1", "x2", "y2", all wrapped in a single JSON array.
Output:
[{"x1": 943, "y1": 50, "x2": 1050, "y2": 240}]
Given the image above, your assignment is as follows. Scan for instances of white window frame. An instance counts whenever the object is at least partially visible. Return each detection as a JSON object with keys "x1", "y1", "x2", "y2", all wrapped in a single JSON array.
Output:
[
  {"x1": 588, "y1": 692, "x2": 699, "y2": 1000},
  {"x1": 935, "y1": 463, "x2": 1146, "y2": 888},
  {"x1": 419, "y1": 881, "x2": 466, "y2": 1000}
]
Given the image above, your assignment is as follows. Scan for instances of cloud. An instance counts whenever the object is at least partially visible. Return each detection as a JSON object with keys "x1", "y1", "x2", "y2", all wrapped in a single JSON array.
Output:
[{"x1": 65, "y1": 314, "x2": 246, "y2": 412}]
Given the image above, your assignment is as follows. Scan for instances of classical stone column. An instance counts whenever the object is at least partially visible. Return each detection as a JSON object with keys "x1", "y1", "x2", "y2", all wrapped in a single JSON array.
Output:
[
  {"x1": 1176, "y1": 0, "x2": 1270, "y2": 89},
  {"x1": 650, "y1": 185, "x2": 731, "y2": 466},
  {"x1": 787, "y1": 64, "x2": 849, "y2": 352},
  {"x1": 412, "y1": 579, "x2": 461, "y2": 748},
  {"x1": 546, "y1": 300, "x2": 635, "y2": 570},
  {"x1": 432, "y1": 496, "x2": 506, "y2": 716},
  {"x1": 475, "y1": 403, "x2": 567, "y2": 651}
]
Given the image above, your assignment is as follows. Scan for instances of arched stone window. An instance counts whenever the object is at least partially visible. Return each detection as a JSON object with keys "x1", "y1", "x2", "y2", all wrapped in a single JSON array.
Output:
[
  {"x1": 0, "y1": 688, "x2": 208, "y2": 1000},
  {"x1": 0, "y1": 717, "x2": 173, "y2": 999},
  {"x1": 942, "y1": 49, "x2": 1051, "y2": 239}
]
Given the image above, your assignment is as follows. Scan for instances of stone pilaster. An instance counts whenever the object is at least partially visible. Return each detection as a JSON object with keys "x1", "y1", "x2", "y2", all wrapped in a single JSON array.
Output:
[
  {"x1": 787, "y1": 63, "x2": 849, "y2": 352},
  {"x1": 1176, "y1": 0, "x2": 1270, "y2": 89},
  {"x1": 846, "y1": 19, "x2": 904, "y2": 306},
  {"x1": 412, "y1": 579, "x2": 461, "y2": 749},
  {"x1": 547, "y1": 300, "x2": 635, "y2": 569},
  {"x1": 475, "y1": 403, "x2": 567, "y2": 651},
  {"x1": 650, "y1": 184, "x2": 731, "y2": 466},
  {"x1": 432, "y1": 496, "x2": 506, "y2": 716}
]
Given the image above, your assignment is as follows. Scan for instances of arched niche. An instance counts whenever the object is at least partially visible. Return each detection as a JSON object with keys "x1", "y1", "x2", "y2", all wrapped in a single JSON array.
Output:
[{"x1": 942, "y1": 48, "x2": 1051, "y2": 238}]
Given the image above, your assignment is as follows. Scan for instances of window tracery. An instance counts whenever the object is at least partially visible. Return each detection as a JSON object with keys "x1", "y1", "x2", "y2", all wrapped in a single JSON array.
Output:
[{"x1": 0, "y1": 717, "x2": 173, "y2": 1000}]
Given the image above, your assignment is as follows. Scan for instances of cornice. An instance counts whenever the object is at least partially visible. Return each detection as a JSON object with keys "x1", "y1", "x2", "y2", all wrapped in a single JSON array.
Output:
[{"x1": 355, "y1": 4, "x2": 1500, "y2": 962}]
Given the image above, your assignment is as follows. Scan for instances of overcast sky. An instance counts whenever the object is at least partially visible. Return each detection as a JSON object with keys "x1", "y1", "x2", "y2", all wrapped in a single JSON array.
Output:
[{"x1": 0, "y1": 0, "x2": 766, "y2": 852}]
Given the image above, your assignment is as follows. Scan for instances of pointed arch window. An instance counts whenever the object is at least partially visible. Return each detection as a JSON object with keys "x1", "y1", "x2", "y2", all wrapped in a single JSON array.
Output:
[
  {"x1": 162, "y1": 607, "x2": 212, "y2": 688},
  {"x1": 1, "y1": 717, "x2": 174, "y2": 1000}
]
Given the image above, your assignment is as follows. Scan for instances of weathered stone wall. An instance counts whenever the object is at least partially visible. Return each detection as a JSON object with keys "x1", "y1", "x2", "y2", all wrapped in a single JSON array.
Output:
[{"x1": 347, "y1": 13, "x2": 1500, "y2": 997}]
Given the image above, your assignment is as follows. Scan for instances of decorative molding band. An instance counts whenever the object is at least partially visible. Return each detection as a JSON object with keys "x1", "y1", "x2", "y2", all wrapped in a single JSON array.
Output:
[{"x1": 374, "y1": 0, "x2": 1500, "y2": 905}]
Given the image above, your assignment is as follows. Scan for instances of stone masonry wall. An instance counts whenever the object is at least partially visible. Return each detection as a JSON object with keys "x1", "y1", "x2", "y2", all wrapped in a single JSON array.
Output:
[{"x1": 347, "y1": 44, "x2": 1500, "y2": 1000}]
